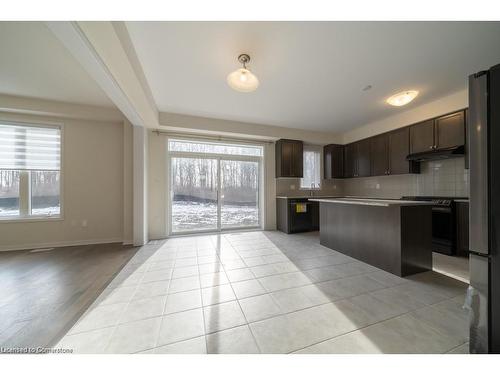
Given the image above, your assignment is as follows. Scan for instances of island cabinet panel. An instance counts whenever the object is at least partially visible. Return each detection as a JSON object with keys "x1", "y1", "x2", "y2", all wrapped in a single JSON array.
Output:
[
  {"x1": 343, "y1": 143, "x2": 357, "y2": 178},
  {"x1": 323, "y1": 144, "x2": 344, "y2": 179},
  {"x1": 275, "y1": 139, "x2": 303, "y2": 178},
  {"x1": 370, "y1": 134, "x2": 389, "y2": 176},
  {"x1": 435, "y1": 110, "x2": 465, "y2": 150},
  {"x1": 388, "y1": 127, "x2": 420, "y2": 175},
  {"x1": 357, "y1": 139, "x2": 371, "y2": 177},
  {"x1": 410, "y1": 119, "x2": 435, "y2": 154},
  {"x1": 318, "y1": 202, "x2": 432, "y2": 277}
]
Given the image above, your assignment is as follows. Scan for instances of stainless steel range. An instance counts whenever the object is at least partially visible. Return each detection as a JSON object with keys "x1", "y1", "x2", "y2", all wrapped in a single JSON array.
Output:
[{"x1": 401, "y1": 196, "x2": 467, "y2": 255}]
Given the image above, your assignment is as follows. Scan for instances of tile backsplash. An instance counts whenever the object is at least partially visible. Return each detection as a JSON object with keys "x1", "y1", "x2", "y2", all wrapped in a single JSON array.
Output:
[
  {"x1": 340, "y1": 157, "x2": 469, "y2": 199},
  {"x1": 276, "y1": 177, "x2": 344, "y2": 197}
]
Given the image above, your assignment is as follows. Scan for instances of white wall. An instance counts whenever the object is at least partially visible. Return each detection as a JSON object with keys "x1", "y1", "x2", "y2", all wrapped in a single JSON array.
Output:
[
  {"x1": 147, "y1": 112, "x2": 347, "y2": 239},
  {"x1": 0, "y1": 110, "x2": 131, "y2": 251},
  {"x1": 342, "y1": 89, "x2": 467, "y2": 144},
  {"x1": 148, "y1": 131, "x2": 167, "y2": 239}
]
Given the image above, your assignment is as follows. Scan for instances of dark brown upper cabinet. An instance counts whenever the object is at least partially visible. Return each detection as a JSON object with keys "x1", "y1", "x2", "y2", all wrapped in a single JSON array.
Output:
[
  {"x1": 410, "y1": 110, "x2": 465, "y2": 154},
  {"x1": 343, "y1": 142, "x2": 357, "y2": 178},
  {"x1": 370, "y1": 134, "x2": 389, "y2": 176},
  {"x1": 388, "y1": 127, "x2": 420, "y2": 175},
  {"x1": 344, "y1": 140, "x2": 370, "y2": 178},
  {"x1": 357, "y1": 139, "x2": 371, "y2": 177},
  {"x1": 369, "y1": 128, "x2": 419, "y2": 176},
  {"x1": 435, "y1": 111, "x2": 465, "y2": 150},
  {"x1": 409, "y1": 119, "x2": 435, "y2": 154},
  {"x1": 275, "y1": 139, "x2": 303, "y2": 178},
  {"x1": 323, "y1": 144, "x2": 344, "y2": 179}
]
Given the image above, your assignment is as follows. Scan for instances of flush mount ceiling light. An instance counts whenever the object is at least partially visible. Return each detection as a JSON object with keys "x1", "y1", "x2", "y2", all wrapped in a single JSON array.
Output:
[
  {"x1": 386, "y1": 90, "x2": 419, "y2": 106},
  {"x1": 227, "y1": 54, "x2": 259, "y2": 93}
]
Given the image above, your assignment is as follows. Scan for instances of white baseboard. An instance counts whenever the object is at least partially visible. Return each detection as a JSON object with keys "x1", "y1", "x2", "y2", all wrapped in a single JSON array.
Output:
[{"x1": 0, "y1": 237, "x2": 125, "y2": 252}]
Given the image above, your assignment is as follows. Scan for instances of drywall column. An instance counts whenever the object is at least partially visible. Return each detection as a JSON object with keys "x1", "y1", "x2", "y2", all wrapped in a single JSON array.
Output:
[
  {"x1": 133, "y1": 125, "x2": 148, "y2": 246},
  {"x1": 123, "y1": 120, "x2": 134, "y2": 244},
  {"x1": 264, "y1": 142, "x2": 277, "y2": 230}
]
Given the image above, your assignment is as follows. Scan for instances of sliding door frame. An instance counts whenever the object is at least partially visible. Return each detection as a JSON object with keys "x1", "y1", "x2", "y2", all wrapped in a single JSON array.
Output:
[{"x1": 167, "y1": 144, "x2": 263, "y2": 236}]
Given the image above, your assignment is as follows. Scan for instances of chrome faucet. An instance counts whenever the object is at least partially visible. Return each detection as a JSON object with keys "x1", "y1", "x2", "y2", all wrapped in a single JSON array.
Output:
[{"x1": 310, "y1": 182, "x2": 316, "y2": 197}]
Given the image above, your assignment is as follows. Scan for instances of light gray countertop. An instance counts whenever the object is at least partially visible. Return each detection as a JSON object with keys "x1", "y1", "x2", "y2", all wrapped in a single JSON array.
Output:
[
  {"x1": 309, "y1": 198, "x2": 435, "y2": 207},
  {"x1": 276, "y1": 195, "x2": 343, "y2": 199}
]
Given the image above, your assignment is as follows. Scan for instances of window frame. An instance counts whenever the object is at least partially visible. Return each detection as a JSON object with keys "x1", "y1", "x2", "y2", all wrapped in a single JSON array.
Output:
[
  {"x1": 0, "y1": 119, "x2": 64, "y2": 222},
  {"x1": 300, "y1": 145, "x2": 322, "y2": 190},
  {"x1": 166, "y1": 136, "x2": 265, "y2": 235}
]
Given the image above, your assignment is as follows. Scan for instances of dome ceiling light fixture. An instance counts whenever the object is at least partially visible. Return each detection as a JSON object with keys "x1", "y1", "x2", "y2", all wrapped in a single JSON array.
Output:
[
  {"x1": 227, "y1": 54, "x2": 259, "y2": 93},
  {"x1": 386, "y1": 90, "x2": 419, "y2": 106}
]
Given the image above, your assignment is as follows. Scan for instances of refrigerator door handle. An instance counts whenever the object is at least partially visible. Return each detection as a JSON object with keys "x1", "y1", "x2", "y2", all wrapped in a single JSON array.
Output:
[{"x1": 468, "y1": 72, "x2": 489, "y2": 255}]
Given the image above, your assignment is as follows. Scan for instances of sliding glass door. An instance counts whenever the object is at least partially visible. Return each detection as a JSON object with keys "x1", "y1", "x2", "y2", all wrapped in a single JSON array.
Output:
[
  {"x1": 168, "y1": 139, "x2": 262, "y2": 234},
  {"x1": 220, "y1": 159, "x2": 259, "y2": 229},
  {"x1": 170, "y1": 157, "x2": 218, "y2": 233}
]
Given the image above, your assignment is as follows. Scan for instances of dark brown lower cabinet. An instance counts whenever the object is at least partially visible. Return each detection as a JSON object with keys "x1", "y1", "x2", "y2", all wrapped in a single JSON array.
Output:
[
  {"x1": 455, "y1": 201, "x2": 469, "y2": 257},
  {"x1": 276, "y1": 198, "x2": 319, "y2": 234}
]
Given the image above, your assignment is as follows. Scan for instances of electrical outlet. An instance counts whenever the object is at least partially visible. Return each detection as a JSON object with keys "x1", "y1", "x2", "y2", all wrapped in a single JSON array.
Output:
[
  {"x1": 290, "y1": 184, "x2": 296, "y2": 190},
  {"x1": 81, "y1": 219, "x2": 88, "y2": 228},
  {"x1": 376, "y1": 183, "x2": 380, "y2": 189}
]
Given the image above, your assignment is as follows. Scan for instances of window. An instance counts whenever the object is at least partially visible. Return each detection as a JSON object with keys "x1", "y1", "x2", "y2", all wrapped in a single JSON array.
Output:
[
  {"x1": 168, "y1": 139, "x2": 262, "y2": 156},
  {"x1": 0, "y1": 122, "x2": 61, "y2": 219},
  {"x1": 300, "y1": 146, "x2": 321, "y2": 189}
]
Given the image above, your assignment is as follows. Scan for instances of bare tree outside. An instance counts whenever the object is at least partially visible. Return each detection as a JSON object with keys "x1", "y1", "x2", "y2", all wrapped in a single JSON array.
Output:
[{"x1": 169, "y1": 140, "x2": 261, "y2": 232}]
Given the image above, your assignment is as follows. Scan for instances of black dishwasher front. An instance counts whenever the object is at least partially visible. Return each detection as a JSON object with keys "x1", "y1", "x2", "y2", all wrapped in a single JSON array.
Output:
[{"x1": 289, "y1": 200, "x2": 313, "y2": 233}]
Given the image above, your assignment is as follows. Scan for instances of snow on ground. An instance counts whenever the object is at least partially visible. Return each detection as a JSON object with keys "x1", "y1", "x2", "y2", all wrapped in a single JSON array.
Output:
[
  {"x1": 172, "y1": 201, "x2": 258, "y2": 232},
  {"x1": 0, "y1": 206, "x2": 60, "y2": 217}
]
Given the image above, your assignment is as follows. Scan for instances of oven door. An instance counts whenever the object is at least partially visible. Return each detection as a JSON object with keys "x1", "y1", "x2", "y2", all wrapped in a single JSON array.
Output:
[{"x1": 431, "y1": 206, "x2": 454, "y2": 255}]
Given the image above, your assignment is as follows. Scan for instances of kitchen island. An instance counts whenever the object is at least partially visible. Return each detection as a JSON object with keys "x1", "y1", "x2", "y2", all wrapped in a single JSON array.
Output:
[{"x1": 310, "y1": 198, "x2": 434, "y2": 277}]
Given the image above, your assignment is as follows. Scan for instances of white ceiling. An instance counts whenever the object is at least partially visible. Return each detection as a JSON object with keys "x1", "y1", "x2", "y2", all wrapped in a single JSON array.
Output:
[
  {"x1": 126, "y1": 21, "x2": 500, "y2": 132},
  {"x1": 0, "y1": 22, "x2": 114, "y2": 107}
]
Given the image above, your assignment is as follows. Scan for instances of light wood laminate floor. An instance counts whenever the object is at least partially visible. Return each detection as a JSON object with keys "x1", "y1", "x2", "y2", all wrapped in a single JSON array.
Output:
[{"x1": 0, "y1": 243, "x2": 138, "y2": 350}]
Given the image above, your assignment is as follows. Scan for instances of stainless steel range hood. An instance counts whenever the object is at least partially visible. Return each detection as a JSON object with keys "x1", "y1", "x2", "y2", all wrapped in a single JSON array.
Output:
[{"x1": 406, "y1": 145, "x2": 465, "y2": 162}]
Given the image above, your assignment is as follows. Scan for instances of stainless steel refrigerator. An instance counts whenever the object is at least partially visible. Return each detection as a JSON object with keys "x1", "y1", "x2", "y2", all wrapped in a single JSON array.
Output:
[{"x1": 468, "y1": 63, "x2": 500, "y2": 353}]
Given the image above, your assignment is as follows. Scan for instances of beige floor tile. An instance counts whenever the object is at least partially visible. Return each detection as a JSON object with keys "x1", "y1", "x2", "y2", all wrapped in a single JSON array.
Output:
[
  {"x1": 206, "y1": 325, "x2": 259, "y2": 354},
  {"x1": 157, "y1": 308, "x2": 205, "y2": 346},
  {"x1": 203, "y1": 301, "x2": 246, "y2": 334},
  {"x1": 231, "y1": 279, "x2": 266, "y2": 299},
  {"x1": 239, "y1": 294, "x2": 281, "y2": 322},
  {"x1": 106, "y1": 317, "x2": 162, "y2": 354},
  {"x1": 201, "y1": 284, "x2": 236, "y2": 306},
  {"x1": 154, "y1": 336, "x2": 207, "y2": 354},
  {"x1": 164, "y1": 289, "x2": 202, "y2": 314}
]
